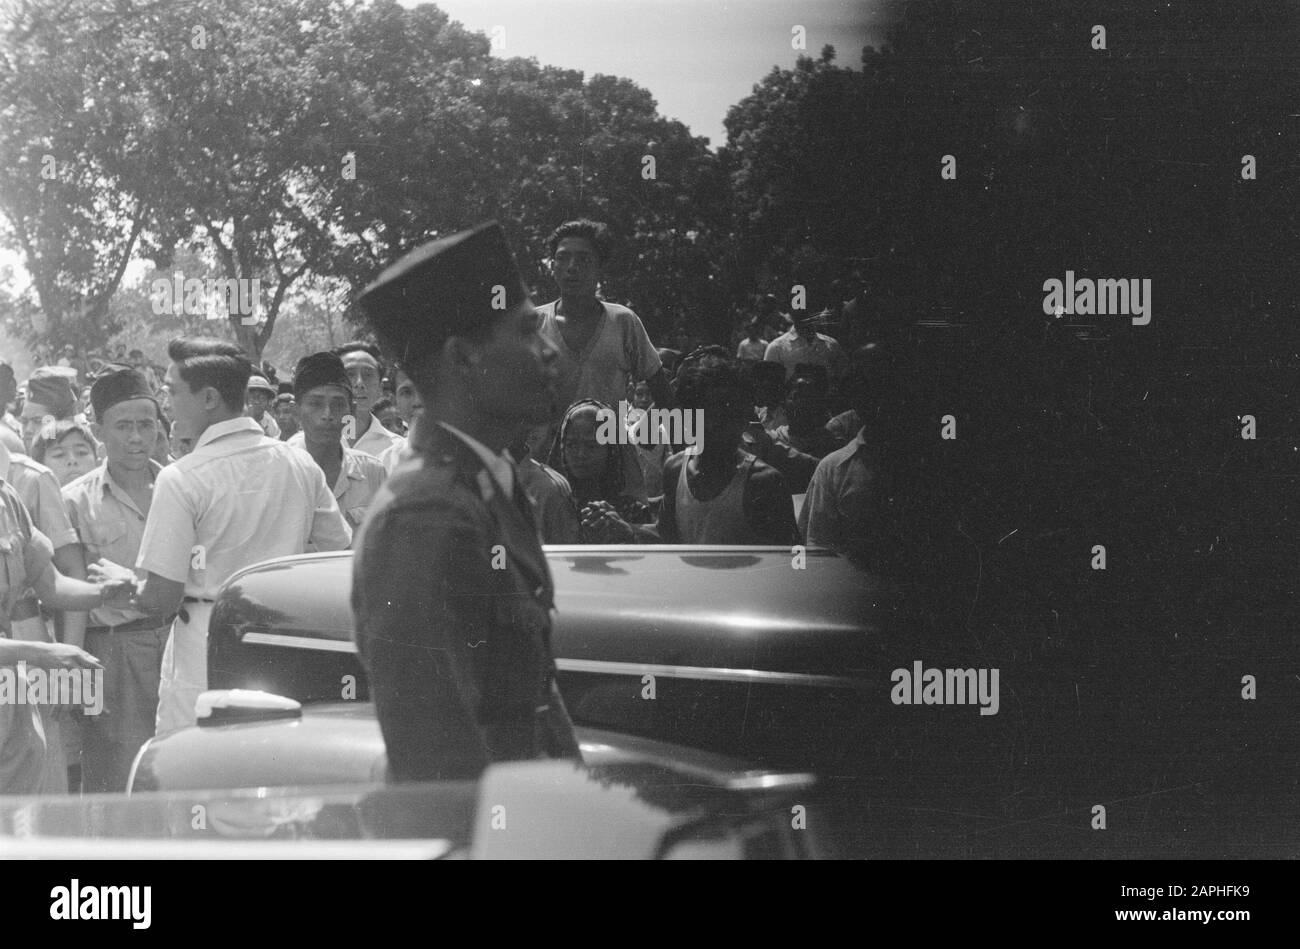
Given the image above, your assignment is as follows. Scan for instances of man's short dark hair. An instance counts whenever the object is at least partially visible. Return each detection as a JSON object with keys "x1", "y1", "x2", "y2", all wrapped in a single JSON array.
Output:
[
  {"x1": 674, "y1": 347, "x2": 746, "y2": 411},
  {"x1": 166, "y1": 337, "x2": 252, "y2": 412},
  {"x1": 788, "y1": 364, "x2": 829, "y2": 399},
  {"x1": 334, "y1": 341, "x2": 387, "y2": 380},
  {"x1": 546, "y1": 219, "x2": 614, "y2": 266},
  {"x1": 371, "y1": 396, "x2": 394, "y2": 415}
]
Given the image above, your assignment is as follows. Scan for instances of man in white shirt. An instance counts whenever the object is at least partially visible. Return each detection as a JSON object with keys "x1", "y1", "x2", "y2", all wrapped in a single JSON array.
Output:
[
  {"x1": 764, "y1": 309, "x2": 847, "y2": 382},
  {"x1": 286, "y1": 342, "x2": 405, "y2": 459},
  {"x1": 95, "y1": 338, "x2": 351, "y2": 733}
]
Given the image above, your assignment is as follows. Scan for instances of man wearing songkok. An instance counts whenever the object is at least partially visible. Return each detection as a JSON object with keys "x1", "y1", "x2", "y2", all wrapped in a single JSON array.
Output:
[
  {"x1": 293, "y1": 352, "x2": 387, "y2": 536},
  {"x1": 61, "y1": 366, "x2": 171, "y2": 791},
  {"x1": 286, "y1": 343, "x2": 405, "y2": 459}
]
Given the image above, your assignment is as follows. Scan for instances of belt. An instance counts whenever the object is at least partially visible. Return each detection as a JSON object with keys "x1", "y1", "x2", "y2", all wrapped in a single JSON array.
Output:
[
  {"x1": 86, "y1": 617, "x2": 170, "y2": 635},
  {"x1": 178, "y1": 597, "x2": 215, "y2": 624}
]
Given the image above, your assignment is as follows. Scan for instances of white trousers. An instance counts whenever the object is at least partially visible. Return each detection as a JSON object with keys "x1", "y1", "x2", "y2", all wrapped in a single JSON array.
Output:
[{"x1": 155, "y1": 602, "x2": 213, "y2": 736}]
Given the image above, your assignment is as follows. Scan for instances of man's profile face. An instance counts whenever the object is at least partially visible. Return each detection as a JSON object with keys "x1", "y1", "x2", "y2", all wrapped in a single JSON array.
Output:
[
  {"x1": 162, "y1": 363, "x2": 206, "y2": 436},
  {"x1": 394, "y1": 370, "x2": 423, "y2": 423},
  {"x1": 550, "y1": 237, "x2": 601, "y2": 300},
  {"x1": 297, "y1": 384, "x2": 352, "y2": 446},
  {"x1": 469, "y1": 300, "x2": 558, "y2": 427},
  {"x1": 341, "y1": 351, "x2": 381, "y2": 416}
]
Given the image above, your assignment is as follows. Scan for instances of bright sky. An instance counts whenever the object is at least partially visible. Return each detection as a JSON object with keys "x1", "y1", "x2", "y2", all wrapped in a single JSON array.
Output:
[{"x1": 418, "y1": 0, "x2": 884, "y2": 148}]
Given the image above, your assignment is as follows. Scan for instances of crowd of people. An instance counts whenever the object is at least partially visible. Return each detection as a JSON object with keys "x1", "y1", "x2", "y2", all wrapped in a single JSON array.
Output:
[{"x1": 0, "y1": 217, "x2": 889, "y2": 795}]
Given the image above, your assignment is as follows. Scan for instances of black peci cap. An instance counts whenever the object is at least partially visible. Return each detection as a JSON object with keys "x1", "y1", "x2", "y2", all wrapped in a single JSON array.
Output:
[
  {"x1": 293, "y1": 351, "x2": 353, "y2": 400},
  {"x1": 353, "y1": 221, "x2": 529, "y2": 368},
  {"x1": 90, "y1": 365, "x2": 157, "y2": 420}
]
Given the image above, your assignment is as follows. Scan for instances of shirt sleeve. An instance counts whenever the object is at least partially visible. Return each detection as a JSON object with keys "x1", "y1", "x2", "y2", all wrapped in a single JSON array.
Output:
[
  {"x1": 622, "y1": 308, "x2": 663, "y2": 382},
  {"x1": 308, "y1": 463, "x2": 353, "y2": 552},
  {"x1": 23, "y1": 526, "x2": 54, "y2": 583},
  {"x1": 30, "y1": 468, "x2": 77, "y2": 550},
  {"x1": 136, "y1": 468, "x2": 199, "y2": 582},
  {"x1": 800, "y1": 456, "x2": 838, "y2": 548}
]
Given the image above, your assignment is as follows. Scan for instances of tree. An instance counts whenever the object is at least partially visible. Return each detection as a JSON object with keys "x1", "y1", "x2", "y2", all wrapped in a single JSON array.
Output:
[{"x1": 0, "y1": 0, "x2": 160, "y2": 349}]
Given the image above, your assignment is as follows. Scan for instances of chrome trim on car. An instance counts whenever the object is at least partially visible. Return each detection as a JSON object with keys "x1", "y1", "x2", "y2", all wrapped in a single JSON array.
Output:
[
  {"x1": 724, "y1": 771, "x2": 819, "y2": 793},
  {"x1": 235, "y1": 633, "x2": 872, "y2": 690},
  {"x1": 242, "y1": 631, "x2": 357, "y2": 652},
  {"x1": 554, "y1": 658, "x2": 870, "y2": 690}
]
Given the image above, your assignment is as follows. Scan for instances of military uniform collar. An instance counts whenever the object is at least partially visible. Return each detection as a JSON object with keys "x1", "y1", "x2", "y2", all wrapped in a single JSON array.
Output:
[{"x1": 428, "y1": 420, "x2": 514, "y2": 503}]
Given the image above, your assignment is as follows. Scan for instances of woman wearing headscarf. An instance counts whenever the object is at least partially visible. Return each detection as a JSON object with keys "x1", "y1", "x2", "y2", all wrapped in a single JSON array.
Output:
[{"x1": 547, "y1": 399, "x2": 657, "y2": 544}]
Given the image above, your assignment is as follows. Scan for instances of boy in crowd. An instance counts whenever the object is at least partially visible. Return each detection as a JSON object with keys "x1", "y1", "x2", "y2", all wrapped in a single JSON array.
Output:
[{"x1": 658, "y1": 347, "x2": 797, "y2": 545}]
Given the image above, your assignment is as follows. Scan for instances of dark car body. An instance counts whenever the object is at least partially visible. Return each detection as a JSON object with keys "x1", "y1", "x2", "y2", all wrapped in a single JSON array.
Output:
[
  {"x1": 205, "y1": 546, "x2": 896, "y2": 776},
  {"x1": 142, "y1": 542, "x2": 1284, "y2": 858}
]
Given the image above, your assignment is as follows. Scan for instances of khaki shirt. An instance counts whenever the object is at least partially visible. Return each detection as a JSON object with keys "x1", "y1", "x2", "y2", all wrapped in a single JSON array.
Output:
[
  {"x1": 0, "y1": 444, "x2": 77, "y2": 551},
  {"x1": 63, "y1": 462, "x2": 160, "y2": 628},
  {"x1": 0, "y1": 480, "x2": 54, "y2": 631},
  {"x1": 331, "y1": 448, "x2": 388, "y2": 533}
]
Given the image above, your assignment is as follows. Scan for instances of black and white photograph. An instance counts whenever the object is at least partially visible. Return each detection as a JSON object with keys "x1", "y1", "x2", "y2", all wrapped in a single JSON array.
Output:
[{"x1": 0, "y1": 0, "x2": 1294, "y2": 917}]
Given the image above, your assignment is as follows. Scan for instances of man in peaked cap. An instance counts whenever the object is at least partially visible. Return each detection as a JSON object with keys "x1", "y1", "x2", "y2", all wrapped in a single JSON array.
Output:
[
  {"x1": 20, "y1": 367, "x2": 80, "y2": 452},
  {"x1": 350, "y1": 220, "x2": 581, "y2": 782}
]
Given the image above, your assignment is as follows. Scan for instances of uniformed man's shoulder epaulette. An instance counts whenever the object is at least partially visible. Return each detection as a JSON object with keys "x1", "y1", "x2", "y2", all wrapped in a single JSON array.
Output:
[{"x1": 378, "y1": 447, "x2": 484, "y2": 513}]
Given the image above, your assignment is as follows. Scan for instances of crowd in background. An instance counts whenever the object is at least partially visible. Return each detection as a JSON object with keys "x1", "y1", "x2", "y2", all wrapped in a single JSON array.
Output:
[{"x1": 0, "y1": 217, "x2": 894, "y2": 797}]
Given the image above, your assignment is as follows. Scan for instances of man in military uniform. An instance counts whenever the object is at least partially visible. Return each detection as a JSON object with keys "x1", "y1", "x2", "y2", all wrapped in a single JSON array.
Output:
[{"x1": 351, "y1": 221, "x2": 581, "y2": 782}]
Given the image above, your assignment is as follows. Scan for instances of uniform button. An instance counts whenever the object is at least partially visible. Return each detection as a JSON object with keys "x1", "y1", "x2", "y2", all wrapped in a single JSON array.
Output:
[{"x1": 533, "y1": 585, "x2": 545, "y2": 598}]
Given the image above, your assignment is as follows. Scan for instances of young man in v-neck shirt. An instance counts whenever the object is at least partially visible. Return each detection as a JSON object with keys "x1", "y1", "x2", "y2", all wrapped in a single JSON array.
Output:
[{"x1": 537, "y1": 219, "x2": 672, "y2": 413}]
